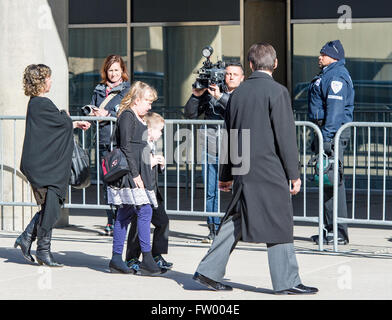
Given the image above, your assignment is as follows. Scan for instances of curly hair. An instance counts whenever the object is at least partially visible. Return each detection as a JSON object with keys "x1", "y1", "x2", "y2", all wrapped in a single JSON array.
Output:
[
  {"x1": 118, "y1": 81, "x2": 157, "y2": 116},
  {"x1": 23, "y1": 64, "x2": 51, "y2": 97}
]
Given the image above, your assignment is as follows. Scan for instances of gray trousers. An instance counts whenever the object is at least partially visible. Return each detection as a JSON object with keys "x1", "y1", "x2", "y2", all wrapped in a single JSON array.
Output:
[{"x1": 196, "y1": 213, "x2": 302, "y2": 291}]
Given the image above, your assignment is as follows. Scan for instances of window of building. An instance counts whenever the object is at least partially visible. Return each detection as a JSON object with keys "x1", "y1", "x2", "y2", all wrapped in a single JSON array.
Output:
[
  {"x1": 68, "y1": 28, "x2": 127, "y2": 115},
  {"x1": 132, "y1": 25, "x2": 241, "y2": 117}
]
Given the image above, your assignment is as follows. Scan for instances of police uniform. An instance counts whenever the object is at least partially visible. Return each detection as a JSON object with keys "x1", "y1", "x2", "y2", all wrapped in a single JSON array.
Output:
[{"x1": 308, "y1": 40, "x2": 355, "y2": 244}]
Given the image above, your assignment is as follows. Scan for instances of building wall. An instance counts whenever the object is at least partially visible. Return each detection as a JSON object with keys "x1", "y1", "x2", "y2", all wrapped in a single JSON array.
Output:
[{"x1": 244, "y1": 0, "x2": 287, "y2": 85}]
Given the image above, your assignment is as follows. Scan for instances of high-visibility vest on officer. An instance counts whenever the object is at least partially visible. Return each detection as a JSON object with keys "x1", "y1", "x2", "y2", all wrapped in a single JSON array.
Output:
[{"x1": 308, "y1": 40, "x2": 355, "y2": 148}]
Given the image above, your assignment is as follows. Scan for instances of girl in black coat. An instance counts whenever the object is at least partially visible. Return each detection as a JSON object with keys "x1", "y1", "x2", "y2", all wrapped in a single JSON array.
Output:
[{"x1": 107, "y1": 81, "x2": 164, "y2": 276}]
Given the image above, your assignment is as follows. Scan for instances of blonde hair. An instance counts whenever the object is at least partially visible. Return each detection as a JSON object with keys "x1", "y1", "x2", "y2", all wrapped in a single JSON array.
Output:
[
  {"x1": 23, "y1": 64, "x2": 51, "y2": 97},
  {"x1": 144, "y1": 112, "x2": 164, "y2": 128},
  {"x1": 118, "y1": 81, "x2": 158, "y2": 116}
]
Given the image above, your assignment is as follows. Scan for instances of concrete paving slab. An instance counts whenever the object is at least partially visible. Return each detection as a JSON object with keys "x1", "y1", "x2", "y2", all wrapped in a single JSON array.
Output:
[{"x1": 1, "y1": 210, "x2": 392, "y2": 301}]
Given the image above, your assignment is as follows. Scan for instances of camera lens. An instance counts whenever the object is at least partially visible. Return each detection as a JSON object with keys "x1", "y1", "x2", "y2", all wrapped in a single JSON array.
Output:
[{"x1": 81, "y1": 105, "x2": 92, "y2": 116}]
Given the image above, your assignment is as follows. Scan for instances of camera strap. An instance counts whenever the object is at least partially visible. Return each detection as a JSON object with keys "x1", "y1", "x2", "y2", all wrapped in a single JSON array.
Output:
[
  {"x1": 99, "y1": 91, "x2": 119, "y2": 113},
  {"x1": 97, "y1": 91, "x2": 119, "y2": 127}
]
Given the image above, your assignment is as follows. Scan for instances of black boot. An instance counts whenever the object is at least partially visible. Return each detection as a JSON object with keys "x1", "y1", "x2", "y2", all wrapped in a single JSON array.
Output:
[
  {"x1": 202, "y1": 224, "x2": 216, "y2": 243},
  {"x1": 139, "y1": 251, "x2": 166, "y2": 276},
  {"x1": 109, "y1": 253, "x2": 133, "y2": 274},
  {"x1": 36, "y1": 228, "x2": 63, "y2": 267},
  {"x1": 14, "y1": 212, "x2": 40, "y2": 263}
]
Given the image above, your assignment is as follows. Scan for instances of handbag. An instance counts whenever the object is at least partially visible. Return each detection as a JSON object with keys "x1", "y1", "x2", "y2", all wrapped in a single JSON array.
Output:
[
  {"x1": 101, "y1": 124, "x2": 130, "y2": 183},
  {"x1": 70, "y1": 139, "x2": 91, "y2": 189},
  {"x1": 308, "y1": 152, "x2": 343, "y2": 187}
]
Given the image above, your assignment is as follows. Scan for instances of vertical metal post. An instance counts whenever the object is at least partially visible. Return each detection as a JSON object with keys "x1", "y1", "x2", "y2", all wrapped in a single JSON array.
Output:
[
  {"x1": 317, "y1": 130, "x2": 324, "y2": 252},
  {"x1": 367, "y1": 127, "x2": 371, "y2": 220},
  {"x1": 164, "y1": 122, "x2": 167, "y2": 212},
  {"x1": 82, "y1": 129, "x2": 86, "y2": 205},
  {"x1": 13, "y1": 120, "x2": 16, "y2": 230},
  {"x1": 217, "y1": 124, "x2": 221, "y2": 215},
  {"x1": 332, "y1": 126, "x2": 342, "y2": 252},
  {"x1": 176, "y1": 124, "x2": 180, "y2": 212},
  {"x1": 204, "y1": 125, "x2": 207, "y2": 213},
  {"x1": 191, "y1": 124, "x2": 194, "y2": 212},
  {"x1": 96, "y1": 120, "x2": 100, "y2": 205},
  {"x1": 303, "y1": 125, "x2": 306, "y2": 217},
  {"x1": 0, "y1": 120, "x2": 3, "y2": 204},
  {"x1": 383, "y1": 127, "x2": 386, "y2": 221},
  {"x1": 352, "y1": 127, "x2": 356, "y2": 220}
]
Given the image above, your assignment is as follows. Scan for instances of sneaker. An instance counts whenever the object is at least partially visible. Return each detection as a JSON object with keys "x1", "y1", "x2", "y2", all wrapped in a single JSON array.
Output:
[
  {"x1": 310, "y1": 234, "x2": 327, "y2": 245},
  {"x1": 126, "y1": 258, "x2": 141, "y2": 272},
  {"x1": 154, "y1": 255, "x2": 173, "y2": 269},
  {"x1": 104, "y1": 224, "x2": 113, "y2": 236},
  {"x1": 311, "y1": 234, "x2": 348, "y2": 245},
  {"x1": 326, "y1": 234, "x2": 348, "y2": 245}
]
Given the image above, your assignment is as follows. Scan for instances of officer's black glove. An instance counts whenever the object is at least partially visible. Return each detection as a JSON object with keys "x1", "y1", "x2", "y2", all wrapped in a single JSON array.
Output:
[{"x1": 323, "y1": 141, "x2": 333, "y2": 156}]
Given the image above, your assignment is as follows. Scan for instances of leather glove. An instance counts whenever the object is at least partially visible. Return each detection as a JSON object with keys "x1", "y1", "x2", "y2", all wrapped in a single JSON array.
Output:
[{"x1": 323, "y1": 141, "x2": 333, "y2": 155}]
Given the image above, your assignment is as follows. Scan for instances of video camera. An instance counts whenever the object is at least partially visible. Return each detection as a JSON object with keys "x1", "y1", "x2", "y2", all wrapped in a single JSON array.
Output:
[{"x1": 193, "y1": 46, "x2": 227, "y2": 93}]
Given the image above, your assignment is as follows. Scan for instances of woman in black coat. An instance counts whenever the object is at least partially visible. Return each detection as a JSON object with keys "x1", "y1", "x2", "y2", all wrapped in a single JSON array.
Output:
[
  {"x1": 14, "y1": 64, "x2": 90, "y2": 267},
  {"x1": 89, "y1": 55, "x2": 131, "y2": 236}
]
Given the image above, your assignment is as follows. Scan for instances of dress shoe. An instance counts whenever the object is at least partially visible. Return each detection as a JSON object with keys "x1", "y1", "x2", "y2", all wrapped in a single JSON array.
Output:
[
  {"x1": 275, "y1": 284, "x2": 318, "y2": 295},
  {"x1": 193, "y1": 272, "x2": 233, "y2": 291}
]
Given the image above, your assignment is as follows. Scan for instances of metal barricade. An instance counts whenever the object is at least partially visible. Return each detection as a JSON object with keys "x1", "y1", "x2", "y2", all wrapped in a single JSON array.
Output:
[
  {"x1": 65, "y1": 116, "x2": 117, "y2": 210},
  {"x1": 0, "y1": 115, "x2": 117, "y2": 230},
  {"x1": 1, "y1": 115, "x2": 324, "y2": 251},
  {"x1": 332, "y1": 122, "x2": 392, "y2": 251},
  {"x1": 163, "y1": 119, "x2": 325, "y2": 251}
]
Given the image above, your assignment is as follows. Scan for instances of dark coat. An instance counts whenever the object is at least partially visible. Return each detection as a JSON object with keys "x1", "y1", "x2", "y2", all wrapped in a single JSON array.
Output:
[
  {"x1": 90, "y1": 81, "x2": 131, "y2": 145},
  {"x1": 20, "y1": 96, "x2": 74, "y2": 230},
  {"x1": 219, "y1": 71, "x2": 300, "y2": 244}
]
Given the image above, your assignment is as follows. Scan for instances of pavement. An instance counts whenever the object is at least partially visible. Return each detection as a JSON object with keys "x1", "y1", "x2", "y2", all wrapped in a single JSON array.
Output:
[{"x1": 1, "y1": 205, "x2": 392, "y2": 301}]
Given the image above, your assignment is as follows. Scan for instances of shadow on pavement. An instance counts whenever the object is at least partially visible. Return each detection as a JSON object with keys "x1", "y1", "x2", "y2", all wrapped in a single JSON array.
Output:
[
  {"x1": 161, "y1": 270, "x2": 275, "y2": 295},
  {"x1": 1, "y1": 246, "x2": 110, "y2": 273}
]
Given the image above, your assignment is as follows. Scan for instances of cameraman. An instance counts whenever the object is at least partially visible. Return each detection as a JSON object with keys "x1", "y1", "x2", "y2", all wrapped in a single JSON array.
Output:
[{"x1": 184, "y1": 62, "x2": 244, "y2": 243}]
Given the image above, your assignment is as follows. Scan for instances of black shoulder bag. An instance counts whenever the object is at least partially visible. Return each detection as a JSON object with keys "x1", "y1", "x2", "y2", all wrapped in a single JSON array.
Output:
[
  {"x1": 70, "y1": 138, "x2": 91, "y2": 189},
  {"x1": 101, "y1": 122, "x2": 130, "y2": 183}
]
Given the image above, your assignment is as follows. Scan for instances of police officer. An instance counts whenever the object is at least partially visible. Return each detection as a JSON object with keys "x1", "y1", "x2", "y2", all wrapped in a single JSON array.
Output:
[{"x1": 308, "y1": 40, "x2": 354, "y2": 245}]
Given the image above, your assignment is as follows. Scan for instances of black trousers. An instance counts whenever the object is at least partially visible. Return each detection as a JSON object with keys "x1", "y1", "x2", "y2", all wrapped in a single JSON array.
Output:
[
  {"x1": 323, "y1": 138, "x2": 349, "y2": 241},
  {"x1": 32, "y1": 187, "x2": 62, "y2": 234},
  {"x1": 125, "y1": 200, "x2": 169, "y2": 260},
  {"x1": 311, "y1": 134, "x2": 349, "y2": 241}
]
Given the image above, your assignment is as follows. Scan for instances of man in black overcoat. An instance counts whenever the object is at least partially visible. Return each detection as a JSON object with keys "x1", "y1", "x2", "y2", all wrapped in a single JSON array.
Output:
[{"x1": 193, "y1": 43, "x2": 318, "y2": 295}]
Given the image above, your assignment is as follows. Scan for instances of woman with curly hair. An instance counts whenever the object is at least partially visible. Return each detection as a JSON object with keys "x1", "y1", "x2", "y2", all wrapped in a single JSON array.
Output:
[{"x1": 14, "y1": 64, "x2": 90, "y2": 267}]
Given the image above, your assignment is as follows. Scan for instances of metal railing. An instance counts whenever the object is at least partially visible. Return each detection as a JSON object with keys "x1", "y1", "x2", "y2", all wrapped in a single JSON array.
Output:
[
  {"x1": 162, "y1": 119, "x2": 325, "y2": 250},
  {"x1": 332, "y1": 122, "x2": 392, "y2": 251},
  {"x1": 0, "y1": 115, "x2": 325, "y2": 251}
]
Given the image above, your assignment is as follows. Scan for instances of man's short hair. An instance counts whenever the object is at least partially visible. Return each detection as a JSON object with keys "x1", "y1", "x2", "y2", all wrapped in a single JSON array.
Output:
[
  {"x1": 247, "y1": 43, "x2": 276, "y2": 72},
  {"x1": 225, "y1": 61, "x2": 244, "y2": 74}
]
